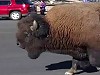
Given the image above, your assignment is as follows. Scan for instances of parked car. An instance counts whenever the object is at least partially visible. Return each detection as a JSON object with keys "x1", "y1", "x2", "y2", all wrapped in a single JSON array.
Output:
[{"x1": 0, "y1": 0, "x2": 36, "y2": 20}]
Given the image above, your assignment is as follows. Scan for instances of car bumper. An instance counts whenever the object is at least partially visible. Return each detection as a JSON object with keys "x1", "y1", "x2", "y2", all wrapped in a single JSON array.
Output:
[{"x1": 22, "y1": 14, "x2": 28, "y2": 16}]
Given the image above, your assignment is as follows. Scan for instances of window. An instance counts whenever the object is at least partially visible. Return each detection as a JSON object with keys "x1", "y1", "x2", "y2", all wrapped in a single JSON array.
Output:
[
  {"x1": 0, "y1": 1, "x2": 10, "y2": 5},
  {"x1": 15, "y1": 0, "x2": 33, "y2": 5},
  {"x1": 23, "y1": 0, "x2": 33, "y2": 5},
  {"x1": 15, "y1": 0, "x2": 24, "y2": 4}
]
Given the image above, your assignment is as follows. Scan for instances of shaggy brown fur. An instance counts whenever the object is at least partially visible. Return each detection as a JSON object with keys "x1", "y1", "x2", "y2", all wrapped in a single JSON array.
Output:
[{"x1": 45, "y1": 4, "x2": 100, "y2": 57}]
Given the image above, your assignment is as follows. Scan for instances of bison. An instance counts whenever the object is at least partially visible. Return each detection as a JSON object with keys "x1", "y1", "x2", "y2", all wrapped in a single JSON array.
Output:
[{"x1": 16, "y1": 3, "x2": 100, "y2": 75}]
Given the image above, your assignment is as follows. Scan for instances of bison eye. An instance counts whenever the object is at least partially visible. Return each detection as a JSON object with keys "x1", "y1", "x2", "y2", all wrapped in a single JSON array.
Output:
[
  {"x1": 24, "y1": 32, "x2": 28, "y2": 35},
  {"x1": 24, "y1": 32, "x2": 30, "y2": 37}
]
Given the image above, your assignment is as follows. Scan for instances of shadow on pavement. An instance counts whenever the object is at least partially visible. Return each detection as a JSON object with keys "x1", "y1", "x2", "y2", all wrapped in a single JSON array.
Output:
[
  {"x1": 0, "y1": 17, "x2": 11, "y2": 20},
  {"x1": 45, "y1": 60, "x2": 72, "y2": 70},
  {"x1": 45, "y1": 60, "x2": 99, "y2": 74}
]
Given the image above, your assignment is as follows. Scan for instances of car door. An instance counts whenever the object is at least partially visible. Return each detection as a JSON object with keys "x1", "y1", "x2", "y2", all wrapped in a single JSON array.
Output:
[{"x1": 0, "y1": 0, "x2": 10, "y2": 15}]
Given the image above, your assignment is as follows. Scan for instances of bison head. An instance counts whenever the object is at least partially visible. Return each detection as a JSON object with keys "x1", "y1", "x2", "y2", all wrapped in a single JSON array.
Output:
[{"x1": 16, "y1": 14, "x2": 49, "y2": 59}]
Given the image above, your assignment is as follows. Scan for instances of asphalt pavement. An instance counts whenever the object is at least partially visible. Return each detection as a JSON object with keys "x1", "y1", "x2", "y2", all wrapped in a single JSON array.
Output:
[{"x1": 0, "y1": 19, "x2": 100, "y2": 75}]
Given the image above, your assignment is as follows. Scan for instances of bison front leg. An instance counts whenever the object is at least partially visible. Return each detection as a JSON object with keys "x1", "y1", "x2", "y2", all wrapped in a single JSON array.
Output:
[
  {"x1": 88, "y1": 49, "x2": 100, "y2": 67},
  {"x1": 65, "y1": 58, "x2": 78, "y2": 75}
]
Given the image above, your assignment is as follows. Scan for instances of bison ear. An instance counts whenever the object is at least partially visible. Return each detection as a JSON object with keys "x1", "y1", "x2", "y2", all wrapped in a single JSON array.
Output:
[{"x1": 30, "y1": 20, "x2": 38, "y2": 31}]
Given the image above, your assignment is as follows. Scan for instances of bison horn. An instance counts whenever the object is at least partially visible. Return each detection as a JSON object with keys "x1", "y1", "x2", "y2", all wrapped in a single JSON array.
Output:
[{"x1": 30, "y1": 20, "x2": 38, "y2": 31}]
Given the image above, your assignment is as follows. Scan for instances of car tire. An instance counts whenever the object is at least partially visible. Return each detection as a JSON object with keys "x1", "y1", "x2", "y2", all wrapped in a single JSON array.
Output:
[{"x1": 10, "y1": 11, "x2": 21, "y2": 20}]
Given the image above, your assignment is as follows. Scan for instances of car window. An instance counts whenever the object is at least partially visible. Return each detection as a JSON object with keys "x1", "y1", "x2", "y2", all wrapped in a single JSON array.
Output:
[
  {"x1": 23, "y1": 0, "x2": 33, "y2": 5},
  {"x1": 15, "y1": 0, "x2": 24, "y2": 4},
  {"x1": 15, "y1": 0, "x2": 33, "y2": 5},
  {"x1": 0, "y1": 1, "x2": 10, "y2": 5}
]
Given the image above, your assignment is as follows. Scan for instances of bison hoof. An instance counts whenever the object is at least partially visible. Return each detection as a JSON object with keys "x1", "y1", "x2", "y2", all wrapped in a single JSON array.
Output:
[
  {"x1": 97, "y1": 67, "x2": 100, "y2": 70},
  {"x1": 65, "y1": 68, "x2": 76, "y2": 75},
  {"x1": 65, "y1": 72, "x2": 74, "y2": 75}
]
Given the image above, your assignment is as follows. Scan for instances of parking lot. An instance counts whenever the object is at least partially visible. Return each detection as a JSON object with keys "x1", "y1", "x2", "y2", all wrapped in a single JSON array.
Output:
[{"x1": 0, "y1": 19, "x2": 100, "y2": 75}]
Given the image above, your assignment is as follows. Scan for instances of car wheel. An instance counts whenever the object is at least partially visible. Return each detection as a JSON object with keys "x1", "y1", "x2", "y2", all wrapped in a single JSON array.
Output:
[{"x1": 10, "y1": 11, "x2": 21, "y2": 20}]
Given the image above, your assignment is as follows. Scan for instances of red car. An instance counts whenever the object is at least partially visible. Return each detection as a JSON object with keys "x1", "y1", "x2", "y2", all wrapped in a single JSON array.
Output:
[{"x1": 0, "y1": 0, "x2": 35, "y2": 20}]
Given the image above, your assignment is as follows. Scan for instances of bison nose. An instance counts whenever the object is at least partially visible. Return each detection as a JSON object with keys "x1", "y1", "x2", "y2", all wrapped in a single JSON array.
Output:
[
  {"x1": 16, "y1": 41, "x2": 26, "y2": 49},
  {"x1": 16, "y1": 41, "x2": 20, "y2": 45},
  {"x1": 16, "y1": 42, "x2": 19, "y2": 45}
]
